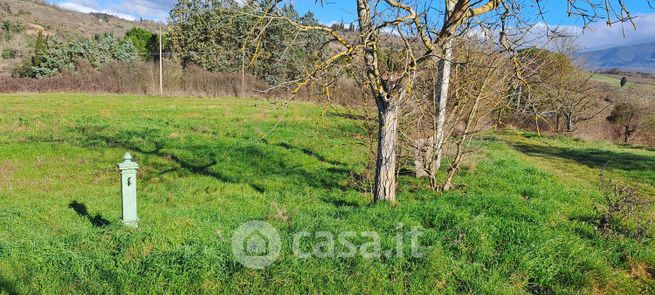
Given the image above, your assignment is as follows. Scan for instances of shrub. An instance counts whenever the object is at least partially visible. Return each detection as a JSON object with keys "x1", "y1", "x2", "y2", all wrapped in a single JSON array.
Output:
[
  {"x1": 1, "y1": 48, "x2": 16, "y2": 59},
  {"x1": 12, "y1": 60, "x2": 35, "y2": 77},
  {"x1": 595, "y1": 170, "x2": 653, "y2": 239},
  {"x1": 1, "y1": 61, "x2": 269, "y2": 98},
  {"x1": 0, "y1": 2, "x2": 11, "y2": 14},
  {"x1": 17, "y1": 34, "x2": 140, "y2": 78},
  {"x1": 606, "y1": 94, "x2": 650, "y2": 143},
  {"x1": 643, "y1": 116, "x2": 655, "y2": 146}
]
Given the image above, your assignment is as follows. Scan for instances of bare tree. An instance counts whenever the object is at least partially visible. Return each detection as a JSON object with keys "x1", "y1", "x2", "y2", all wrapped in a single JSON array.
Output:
[
  {"x1": 607, "y1": 90, "x2": 652, "y2": 143},
  {"x1": 516, "y1": 43, "x2": 608, "y2": 133},
  {"x1": 250, "y1": 0, "x2": 646, "y2": 202},
  {"x1": 441, "y1": 41, "x2": 512, "y2": 191},
  {"x1": 432, "y1": 0, "x2": 456, "y2": 189}
]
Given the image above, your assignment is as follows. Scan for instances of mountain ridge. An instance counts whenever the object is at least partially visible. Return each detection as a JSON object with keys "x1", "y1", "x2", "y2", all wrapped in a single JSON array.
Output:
[{"x1": 577, "y1": 40, "x2": 655, "y2": 73}]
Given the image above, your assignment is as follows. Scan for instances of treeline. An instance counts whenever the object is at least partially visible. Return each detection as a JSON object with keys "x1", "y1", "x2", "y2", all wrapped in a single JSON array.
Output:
[
  {"x1": 8, "y1": 1, "x2": 326, "y2": 87},
  {"x1": 506, "y1": 47, "x2": 655, "y2": 145},
  {"x1": 11, "y1": 28, "x2": 171, "y2": 78},
  {"x1": 168, "y1": 1, "x2": 326, "y2": 85},
  {"x1": 600, "y1": 69, "x2": 655, "y2": 79},
  {"x1": 0, "y1": 62, "x2": 266, "y2": 98},
  {"x1": 13, "y1": 32, "x2": 138, "y2": 78}
]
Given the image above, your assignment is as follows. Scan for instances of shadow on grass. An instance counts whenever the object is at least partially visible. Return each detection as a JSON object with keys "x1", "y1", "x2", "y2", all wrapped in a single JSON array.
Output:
[
  {"x1": 69, "y1": 201, "x2": 110, "y2": 228},
  {"x1": 69, "y1": 127, "x2": 360, "y2": 194},
  {"x1": 0, "y1": 274, "x2": 18, "y2": 295},
  {"x1": 510, "y1": 142, "x2": 655, "y2": 172},
  {"x1": 320, "y1": 196, "x2": 362, "y2": 208},
  {"x1": 275, "y1": 142, "x2": 345, "y2": 166},
  {"x1": 328, "y1": 111, "x2": 368, "y2": 121},
  {"x1": 615, "y1": 143, "x2": 655, "y2": 153}
]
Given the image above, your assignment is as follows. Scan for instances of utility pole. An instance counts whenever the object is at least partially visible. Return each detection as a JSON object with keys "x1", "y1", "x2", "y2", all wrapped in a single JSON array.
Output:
[
  {"x1": 241, "y1": 50, "x2": 245, "y2": 97},
  {"x1": 159, "y1": 24, "x2": 163, "y2": 96}
]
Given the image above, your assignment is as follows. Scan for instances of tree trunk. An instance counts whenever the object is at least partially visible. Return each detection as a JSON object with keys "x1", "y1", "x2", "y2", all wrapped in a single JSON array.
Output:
[
  {"x1": 431, "y1": 0, "x2": 455, "y2": 189},
  {"x1": 566, "y1": 115, "x2": 575, "y2": 132},
  {"x1": 357, "y1": 0, "x2": 400, "y2": 203},
  {"x1": 624, "y1": 126, "x2": 631, "y2": 143},
  {"x1": 431, "y1": 37, "x2": 453, "y2": 187},
  {"x1": 516, "y1": 86, "x2": 522, "y2": 109},
  {"x1": 374, "y1": 101, "x2": 399, "y2": 203}
]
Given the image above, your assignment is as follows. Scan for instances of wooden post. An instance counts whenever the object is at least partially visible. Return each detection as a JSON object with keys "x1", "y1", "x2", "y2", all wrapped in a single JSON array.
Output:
[
  {"x1": 159, "y1": 25, "x2": 163, "y2": 96},
  {"x1": 241, "y1": 50, "x2": 246, "y2": 97}
]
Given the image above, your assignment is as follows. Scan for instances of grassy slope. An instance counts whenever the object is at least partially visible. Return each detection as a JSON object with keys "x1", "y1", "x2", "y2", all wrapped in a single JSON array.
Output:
[
  {"x1": 0, "y1": 93, "x2": 653, "y2": 294},
  {"x1": 0, "y1": 0, "x2": 158, "y2": 76},
  {"x1": 592, "y1": 74, "x2": 655, "y2": 90},
  {"x1": 0, "y1": 0, "x2": 159, "y2": 38}
]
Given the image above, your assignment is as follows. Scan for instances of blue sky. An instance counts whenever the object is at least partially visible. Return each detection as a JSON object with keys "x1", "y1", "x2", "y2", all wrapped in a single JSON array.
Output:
[{"x1": 49, "y1": 0, "x2": 655, "y2": 49}]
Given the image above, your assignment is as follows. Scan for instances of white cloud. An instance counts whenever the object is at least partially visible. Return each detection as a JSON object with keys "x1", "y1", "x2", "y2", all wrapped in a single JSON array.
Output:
[
  {"x1": 57, "y1": 1, "x2": 137, "y2": 20},
  {"x1": 575, "y1": 13, "x2": 655, "y2": 50},
  {"x1": 483, "y1": 13, "x2": 655, "y2": 52},
  {"x1": 53, "y1": 0, "x2": 173, "y2": 21},
  {"x1": 57, "y1": 2, "x2": 95, "y2": 13},
  {"x1": 515, "y1": 13, "x2": 655, "y2": 51},
  {"x1": 115, "y1": 0, "x2": 173, "y2": 21}
]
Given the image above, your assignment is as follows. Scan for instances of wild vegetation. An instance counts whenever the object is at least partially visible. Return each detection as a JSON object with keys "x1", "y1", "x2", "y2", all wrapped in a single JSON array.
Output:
[
  {"x1": 0, "y1": 0, "x2": 159, "y2": 75},
  {"x1": 0, "y1": 93, "x2": 653, "y2": 293},
  {"x1": 1, "y1": 0, "x2": 654, "y2": 198},
  {"x1": 124, "y1": 27, "x2": 170, "y2": 61},
  {"x1": 168, "y1": 1, "x2": 325, "y2": 85},
  {"x1": 12, "y1": 32, "x2": 140, "y2": 78},
  {"x1": 1, "y1": 0, "x2": 654, "y2": 293}
]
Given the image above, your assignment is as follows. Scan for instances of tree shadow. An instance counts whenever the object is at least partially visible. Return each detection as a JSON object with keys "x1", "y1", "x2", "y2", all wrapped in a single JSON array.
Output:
[
  {"x1": 69, "y1": 127, "x2": 359, "y2": 193},
  {"x1": 328, "y1": 111, "x2": 367, "y2": 121},
  {"x1": 0, "y1": 274, "x2": 18, "y2": 295},
  {"x1": 68, "y1": 201, "x2": 110, "y2": 228},
  {"x1": 320, "y1": 197, "x2": 363, "y2": 208},
  {"x1": 510, "y1": 142, "x2": 655, "y2": 173},
  {"x1": 275, "y1": 142, "x2": 345, "y2": 166},
  {"x1": 615, "y1": 143, "x2": 655, "y2": 152}
]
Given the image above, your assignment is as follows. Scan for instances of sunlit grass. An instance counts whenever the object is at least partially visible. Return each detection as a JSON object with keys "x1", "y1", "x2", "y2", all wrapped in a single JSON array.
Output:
[{"x1": 0, "y1": 93, "x2": 653, "y2": 294}]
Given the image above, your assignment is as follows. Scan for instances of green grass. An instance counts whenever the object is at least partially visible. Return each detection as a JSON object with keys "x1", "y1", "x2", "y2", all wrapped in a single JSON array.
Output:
[
  {"x1": 592, "y1": 74, "x2": 655, "y2": 90},
  {"x1": 0, "y1": 93, "x2": 653, "y2": 294},
  {"x1": 592, "y1": 74, "x2": 623, "y2": 87}
]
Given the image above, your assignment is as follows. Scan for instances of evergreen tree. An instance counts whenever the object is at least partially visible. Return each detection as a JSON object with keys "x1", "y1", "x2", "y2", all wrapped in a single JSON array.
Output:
[
  {"x1": 33, "y1": 31, "x2": 46, "y2": 67},
  {"x1": 125, "y1": 27, "x2": 154, "y2": 60},
  {"x1": 18, "y1": 34, "x2": 140, "y2": 78},
  {"x1": 169, "y1": 0, "x2": 327, "y2": 85}
]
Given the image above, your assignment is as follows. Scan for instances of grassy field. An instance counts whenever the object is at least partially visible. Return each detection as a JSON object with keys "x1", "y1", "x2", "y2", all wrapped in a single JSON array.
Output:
[
  {"x1": 592, "y1": 74, "x2": 655, "y2": 90},
  {"x1": 0, "y1": 93, "x2": 653, "y2": 294}
]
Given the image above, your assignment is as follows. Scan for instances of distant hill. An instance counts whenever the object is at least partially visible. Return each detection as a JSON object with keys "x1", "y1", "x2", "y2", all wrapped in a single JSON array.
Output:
[
  {"x1": 577, "y1": 41, "x2": 655, "y2": 73},
  {"x1": 0, "y1": 0, "x2": 160, "y2": 76}
]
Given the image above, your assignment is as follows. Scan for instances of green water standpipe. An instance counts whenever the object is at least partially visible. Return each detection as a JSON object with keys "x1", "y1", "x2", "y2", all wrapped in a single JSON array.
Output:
[{"x1": 118, "y1": 152, "x2": 139, "y2": 228}]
